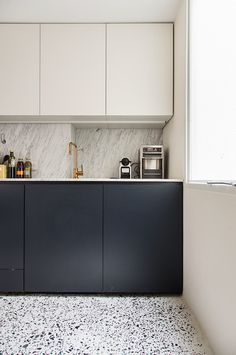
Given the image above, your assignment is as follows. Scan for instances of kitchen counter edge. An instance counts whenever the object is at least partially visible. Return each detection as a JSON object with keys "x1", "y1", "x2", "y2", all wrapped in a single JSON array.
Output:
[{"x1": 0, "y1": 178, "x2": 183, "y2": 183}]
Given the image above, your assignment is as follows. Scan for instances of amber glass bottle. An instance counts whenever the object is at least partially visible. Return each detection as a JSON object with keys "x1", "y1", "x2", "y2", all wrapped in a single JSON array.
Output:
[{"x1": 16, "y1": 158, "x2": 24, "y2": 178}]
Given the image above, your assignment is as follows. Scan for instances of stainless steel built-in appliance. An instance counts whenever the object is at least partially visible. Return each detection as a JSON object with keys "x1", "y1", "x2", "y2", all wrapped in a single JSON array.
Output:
[
  {"x1": 119, "y1": 157, "x2": 132, "y2": 179},
  {"x1": 140, "y1": 145, "x2": 164, "y2": 179}
]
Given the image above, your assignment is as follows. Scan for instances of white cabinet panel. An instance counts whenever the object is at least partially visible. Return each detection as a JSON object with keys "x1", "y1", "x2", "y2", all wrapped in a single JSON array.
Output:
[
  {"x1": 107, "y1": 24, "x2": 173, "y2": 116},
  {"x1": 41, "y1": 24, "x2": 105, "y2": 115},
  {"x1": 0, "y1": 25, "x2": 39, "y2": 115}
]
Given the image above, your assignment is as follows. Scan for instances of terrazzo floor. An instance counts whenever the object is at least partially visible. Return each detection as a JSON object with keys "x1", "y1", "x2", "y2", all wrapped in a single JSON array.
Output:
[{"x1": 0, "y1": 295, "x2": 212, "y2": 355}]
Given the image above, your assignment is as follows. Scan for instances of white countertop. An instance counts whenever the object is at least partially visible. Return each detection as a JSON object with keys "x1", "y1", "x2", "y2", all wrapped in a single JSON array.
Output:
[{"x1": 0, "y1": 178, "x2": 183, "y2": 182}]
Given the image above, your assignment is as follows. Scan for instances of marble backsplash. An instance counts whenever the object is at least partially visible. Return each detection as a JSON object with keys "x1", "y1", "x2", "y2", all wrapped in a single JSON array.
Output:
[
  {"x1": 0, "y1": 124, "x2": 74, "y2": 178},
  {"x1": 0, "y1": 125, "x2": 162, "y2": 179},
  {"x1": 76, "y1": 128, "x2": 163, "y2": 178}
]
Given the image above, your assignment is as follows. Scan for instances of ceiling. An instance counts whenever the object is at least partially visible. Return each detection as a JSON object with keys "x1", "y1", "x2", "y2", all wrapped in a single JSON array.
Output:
[{"x1": 0, "y1": 0, "x2": 181, "y2": 23}]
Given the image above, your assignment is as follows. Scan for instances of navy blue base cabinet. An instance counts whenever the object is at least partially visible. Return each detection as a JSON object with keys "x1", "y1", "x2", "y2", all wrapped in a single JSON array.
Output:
[
  {"x1": 0, "y1": 185, "x2": 24, "y2": 292},
  {"x1": 104, "y1": 183, "x2": 183, "y2": 293},
  {"x1": 0, "y1": 182, "x2": 183, "y2": 294},
  {"x1": 25, "y1": 184, "x2": 103, "y2": 292}
]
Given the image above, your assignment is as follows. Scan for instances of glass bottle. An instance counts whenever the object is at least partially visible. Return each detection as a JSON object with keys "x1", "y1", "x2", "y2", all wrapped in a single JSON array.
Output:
[
  {"x1": 16, "y1": 158, "x2": 24, "y2": 179},
  {"x1": 8, "y1": 151, "x2": 16, "y2": 178},
  {"x1": 24, "y1": 156, "x2": 32, "y2": 179}
]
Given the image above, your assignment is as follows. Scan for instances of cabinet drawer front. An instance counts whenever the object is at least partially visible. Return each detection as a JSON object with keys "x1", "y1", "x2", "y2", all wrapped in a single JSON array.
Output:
[{"x1": 0, "y1": 270, "x2": 23, "y2": 292}]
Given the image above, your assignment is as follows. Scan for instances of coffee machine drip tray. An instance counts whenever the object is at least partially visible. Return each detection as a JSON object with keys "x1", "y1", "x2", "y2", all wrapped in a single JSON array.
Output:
[{"x1": 142, "y1": 169, "x2": 163, "y2": 179}]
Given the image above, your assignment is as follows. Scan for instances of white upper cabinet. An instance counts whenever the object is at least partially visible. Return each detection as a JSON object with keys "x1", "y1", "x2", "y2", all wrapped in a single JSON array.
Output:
[
  {"x1": 107, "y1": 24, "x2": 173, "y2": 117},
  {"x1": 0, "y1": 23, "x2": 173, "y2": 124},
  {"x1": 41, "y1": 24, "x2": 106, "y2": 116},
  {"x1": 0, "y1": 24, "x2": 39, "y2": 115}
]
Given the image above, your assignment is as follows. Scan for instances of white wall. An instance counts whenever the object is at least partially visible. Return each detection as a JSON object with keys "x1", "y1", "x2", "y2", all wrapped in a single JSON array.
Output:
[
  {"x1": 184, "y1": 185, "x2": 236, "y2": 355},
  {"x1": 163, "y1": 1, "x2": 236, "y2": 353},
  {"x1": 163, "y1": 0, "x2": 186, "y2": 180},
  {"x1": 180, "y1": 0, "x2": 236, "y2": 352}
]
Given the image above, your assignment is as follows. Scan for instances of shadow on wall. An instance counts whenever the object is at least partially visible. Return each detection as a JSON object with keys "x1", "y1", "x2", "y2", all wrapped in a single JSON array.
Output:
[{"x1": 164, "y1": 147, "x2": 169, "y2": 179}]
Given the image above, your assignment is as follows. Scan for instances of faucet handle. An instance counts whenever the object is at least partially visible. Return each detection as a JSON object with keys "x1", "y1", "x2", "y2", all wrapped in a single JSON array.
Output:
[
  {"x1": 79, "y1": 164, "x2": 84, "y2": 176},
  {"x1": 74, "y1": 164, "x2": 84, "y2": 178}
]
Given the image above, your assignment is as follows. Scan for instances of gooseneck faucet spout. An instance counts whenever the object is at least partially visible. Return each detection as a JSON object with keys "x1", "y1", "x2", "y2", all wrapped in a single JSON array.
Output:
[{"x1": 69, "y1": 142, "x2": 84, "y2": 178}]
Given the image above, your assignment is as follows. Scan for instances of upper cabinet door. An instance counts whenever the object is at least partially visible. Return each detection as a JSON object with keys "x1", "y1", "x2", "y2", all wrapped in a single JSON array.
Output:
[
  {"x1": 107, "y1": 24, "x2": 173, "y2": 116},
  {"x1": 0, "y1": 24, "x2": 39, "y2": 115},
  {"x1": 41, "y1": 24, "x2": 106, "y2": 115}
]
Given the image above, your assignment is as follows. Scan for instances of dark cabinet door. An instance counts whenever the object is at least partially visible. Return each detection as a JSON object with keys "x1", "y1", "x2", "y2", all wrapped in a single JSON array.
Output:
[
  {"x1": 0, "y1": 184, "x2": 24, "y2": 269},
  {"x1": 0, "y1": 184, "x2": 24, "y2": 292},
  {"x1": 104, "y1": 183, "x2": 183, "y2": 294},
  {"x1": 25, "y1": 184, "x2": 103, "y2": 292}
]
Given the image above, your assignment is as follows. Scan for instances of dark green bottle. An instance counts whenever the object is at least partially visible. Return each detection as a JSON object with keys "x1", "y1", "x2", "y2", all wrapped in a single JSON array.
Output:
[{"x1": 8, "y1": 151, "x2": 16, "y2": 178}]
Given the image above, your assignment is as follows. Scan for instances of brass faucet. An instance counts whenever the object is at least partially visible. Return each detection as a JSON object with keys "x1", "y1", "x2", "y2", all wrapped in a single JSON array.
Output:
[{"x1": 69, "y1": 142, "x2": 84, "y2": 178}]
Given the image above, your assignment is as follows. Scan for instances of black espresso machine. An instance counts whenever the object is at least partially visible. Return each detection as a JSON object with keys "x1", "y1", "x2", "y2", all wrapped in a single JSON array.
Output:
[
  {"x1": 119, "y1": 157, "x2": 132, "y2": 179},
  {"x1": 139, "y1": 145, "x2": 164, "y2": 179}
]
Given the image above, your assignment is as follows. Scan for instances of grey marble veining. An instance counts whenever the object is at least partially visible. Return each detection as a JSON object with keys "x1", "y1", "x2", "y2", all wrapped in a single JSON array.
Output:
[
  {"x1": 0, "y1": 295, "x2": 212, "y2": 355},
  {"x1": 76, "y1": 128, "x2": 163, "y2": 178},
  {"x1": 0, "y1": 125, "x2": 161, "y2": 179},
  {"x1": 0, "y1": 124, "x2": 74, "y2": 178}
]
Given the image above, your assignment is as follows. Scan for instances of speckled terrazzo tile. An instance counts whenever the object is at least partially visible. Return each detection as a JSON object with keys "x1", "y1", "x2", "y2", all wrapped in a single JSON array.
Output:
[{"x1": 0, "y1": 295, "x2": 212, "y2": 355}]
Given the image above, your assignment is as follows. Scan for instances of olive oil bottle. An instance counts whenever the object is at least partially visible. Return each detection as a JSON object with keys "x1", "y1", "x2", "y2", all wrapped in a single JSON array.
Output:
[{"x1": 24, "y1": 156, "x2": 32, "y2": 178}]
